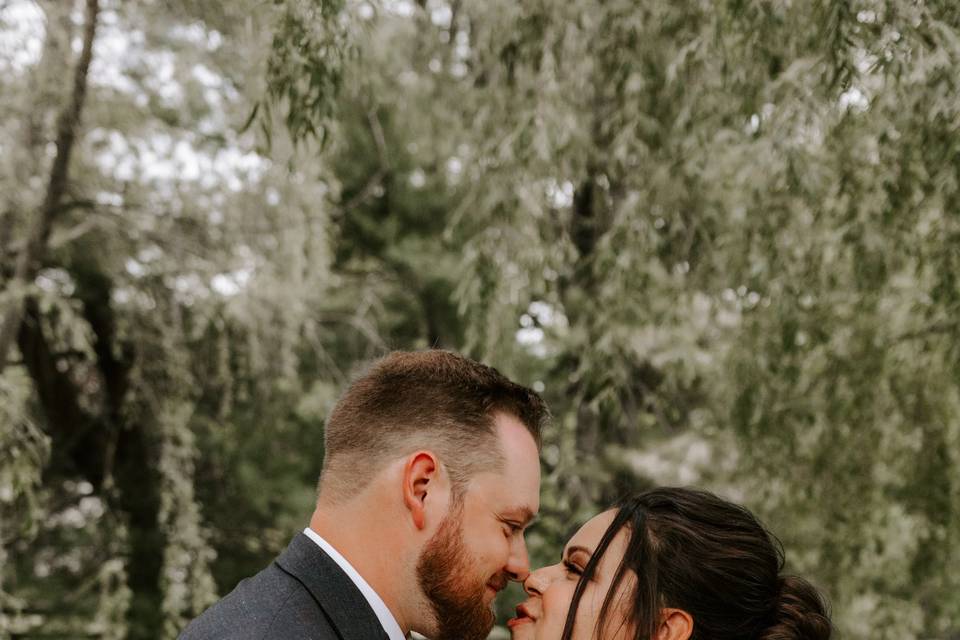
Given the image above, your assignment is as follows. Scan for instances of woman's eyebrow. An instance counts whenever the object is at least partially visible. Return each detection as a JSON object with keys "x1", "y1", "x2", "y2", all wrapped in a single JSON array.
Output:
[{"x1": 562, "y1": 545, "x2": 593, "y2": 561}]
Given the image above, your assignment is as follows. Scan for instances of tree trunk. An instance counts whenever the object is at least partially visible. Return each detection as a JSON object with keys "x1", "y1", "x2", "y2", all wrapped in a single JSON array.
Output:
[
  {"x1": 74, "y1": 266, "x2": 164, "y2": 640},
  {"x1": 0, "y1": 0, "x2": 100, "y2": 373},
  {"x1": 18, "y1": 266, "x2": 166, "y2": 640}
]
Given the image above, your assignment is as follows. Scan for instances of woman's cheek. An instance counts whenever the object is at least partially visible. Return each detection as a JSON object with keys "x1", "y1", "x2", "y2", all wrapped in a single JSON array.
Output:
[
  {"x1": 570, "y1": 586, "x2": 611, "y2": 640},
  {"x1": 541, "y1": 582, "x2": 579, "y2": 639}
]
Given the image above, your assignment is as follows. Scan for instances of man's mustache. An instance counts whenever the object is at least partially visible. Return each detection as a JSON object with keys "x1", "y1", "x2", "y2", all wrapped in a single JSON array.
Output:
[{"x1": 487, "y1": 573, "x2": 510, "y2": 592}]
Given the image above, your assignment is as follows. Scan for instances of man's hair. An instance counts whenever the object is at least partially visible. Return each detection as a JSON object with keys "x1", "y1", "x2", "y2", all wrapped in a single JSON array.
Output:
[{"x1": 318, "y1": 350, "x2": 547, "y2": 500}]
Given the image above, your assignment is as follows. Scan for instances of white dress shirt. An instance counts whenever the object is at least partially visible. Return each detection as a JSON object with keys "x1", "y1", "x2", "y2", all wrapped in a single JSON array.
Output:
[{"x1": 302, "y1": 527, "x2": 407, "y2": 640}]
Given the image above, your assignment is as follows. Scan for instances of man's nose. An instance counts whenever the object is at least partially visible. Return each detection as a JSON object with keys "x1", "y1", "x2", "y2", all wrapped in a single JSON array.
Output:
[{"x1": 505, "y1": 536, "x2": 531, "y2": 582}]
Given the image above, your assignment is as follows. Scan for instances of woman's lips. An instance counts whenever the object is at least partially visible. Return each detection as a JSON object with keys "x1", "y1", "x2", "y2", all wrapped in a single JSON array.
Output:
[
  {"x1": 507, "y1": 603, "x2": 536, "y2": 628},
  {"x1": 506, "y1": 616, "x2": 533, "y2": 629}
]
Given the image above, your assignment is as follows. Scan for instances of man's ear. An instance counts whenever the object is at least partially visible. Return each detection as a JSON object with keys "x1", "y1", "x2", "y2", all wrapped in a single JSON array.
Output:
[
  {"x1": 402, "y1": 451, "x2": 441, "y2": 530},
  {"x1": 656, "y1": 608, "x2": 693, "y2": 640}
]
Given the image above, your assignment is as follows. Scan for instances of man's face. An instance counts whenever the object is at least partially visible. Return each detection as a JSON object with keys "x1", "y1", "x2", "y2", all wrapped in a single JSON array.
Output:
[{"x1": 416, "y1": 413, "x2": 541, "y2": 640}]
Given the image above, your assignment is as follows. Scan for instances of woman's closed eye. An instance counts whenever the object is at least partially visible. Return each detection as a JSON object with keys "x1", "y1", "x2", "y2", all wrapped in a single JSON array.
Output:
[{"x1": 562, "y1": 547, "x2": 591, "y2": 578}]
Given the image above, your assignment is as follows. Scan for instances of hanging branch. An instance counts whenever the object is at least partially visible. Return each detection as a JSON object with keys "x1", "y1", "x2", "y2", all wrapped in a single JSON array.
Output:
[{"x1": 0, "y1": 0, "x2": 101, "y2": 374}]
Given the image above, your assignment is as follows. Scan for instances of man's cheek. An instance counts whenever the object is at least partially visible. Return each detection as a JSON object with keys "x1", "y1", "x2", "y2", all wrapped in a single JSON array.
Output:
[{"x1": 465, "y1": 531, "x2": 496, "y2": 568}]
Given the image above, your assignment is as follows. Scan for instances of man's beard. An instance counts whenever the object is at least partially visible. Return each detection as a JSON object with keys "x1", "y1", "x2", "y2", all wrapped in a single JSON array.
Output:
[{"x1": 416, "y1": 507, "x2": 505, "y2": 640}]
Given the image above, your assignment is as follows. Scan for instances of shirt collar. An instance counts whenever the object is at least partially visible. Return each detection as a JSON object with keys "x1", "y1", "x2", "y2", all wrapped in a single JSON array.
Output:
[{"x1": 302, "y1": 527, "x2": 407, "y2": 640}]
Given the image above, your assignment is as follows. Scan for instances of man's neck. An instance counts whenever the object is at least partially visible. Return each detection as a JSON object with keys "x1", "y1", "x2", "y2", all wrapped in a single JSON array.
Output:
[{"x1": 309, "y1": 505, "x2": 412, "y2": 635}]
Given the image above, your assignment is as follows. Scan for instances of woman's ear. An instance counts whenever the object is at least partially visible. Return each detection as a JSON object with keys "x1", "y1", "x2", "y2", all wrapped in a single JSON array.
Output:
[
  {"x1": 656, "y1": 608, "x2": 693, "y2": 640},
  {"x1": 402, "y1": 451, "x2": 440, "y2": 529}
]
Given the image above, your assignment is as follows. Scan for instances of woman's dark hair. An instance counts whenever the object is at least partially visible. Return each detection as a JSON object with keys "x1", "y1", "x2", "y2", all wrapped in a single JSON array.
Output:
[{"x1": 560, "y1": 487, "x2": 831, "y2": 640}]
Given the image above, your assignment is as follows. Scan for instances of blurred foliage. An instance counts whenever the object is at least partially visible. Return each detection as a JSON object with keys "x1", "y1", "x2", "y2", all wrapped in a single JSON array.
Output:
[{"x1": 1, "y1": 0, "x2": 959, "y2": 639}]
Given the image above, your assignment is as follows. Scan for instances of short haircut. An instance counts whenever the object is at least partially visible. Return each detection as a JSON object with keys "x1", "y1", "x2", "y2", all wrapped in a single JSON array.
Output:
[{"x1": 318, "y1": 350, "x2": 547, "y2": 500}]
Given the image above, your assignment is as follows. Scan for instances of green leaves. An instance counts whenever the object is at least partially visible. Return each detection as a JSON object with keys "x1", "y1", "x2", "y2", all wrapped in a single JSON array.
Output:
[
  {"x1": 4, "y1": 1, "x2": 960, "y2": 638},
  {"x1": 260, "y1": 0, "x2": 355, "y2": 147}
]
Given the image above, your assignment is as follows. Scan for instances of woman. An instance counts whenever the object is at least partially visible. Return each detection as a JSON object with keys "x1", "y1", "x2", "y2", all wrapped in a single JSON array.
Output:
[{"x1": 508, "y1": 487, "x2": 831, "y2": 640}]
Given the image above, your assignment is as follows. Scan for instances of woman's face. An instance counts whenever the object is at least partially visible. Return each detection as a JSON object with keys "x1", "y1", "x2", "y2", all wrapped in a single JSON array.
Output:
[{"x1": 508, "y1": 510, "x2": 636, "y2": 640}]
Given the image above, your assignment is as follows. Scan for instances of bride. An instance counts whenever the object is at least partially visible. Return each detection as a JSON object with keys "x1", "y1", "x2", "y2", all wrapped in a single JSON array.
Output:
[{"x1": 507, "y1": 487, "x2": 832, "y2": 640}]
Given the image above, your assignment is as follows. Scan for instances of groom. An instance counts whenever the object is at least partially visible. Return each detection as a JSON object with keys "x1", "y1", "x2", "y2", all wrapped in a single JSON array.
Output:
[{"x1": 180, "y1": 350, "x2": 547, "y2": 640}]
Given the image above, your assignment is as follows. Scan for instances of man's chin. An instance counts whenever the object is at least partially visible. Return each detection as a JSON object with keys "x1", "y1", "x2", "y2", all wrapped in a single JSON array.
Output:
[{"x1": 416, "y1": 511, "x2": 497, "y2": 640}]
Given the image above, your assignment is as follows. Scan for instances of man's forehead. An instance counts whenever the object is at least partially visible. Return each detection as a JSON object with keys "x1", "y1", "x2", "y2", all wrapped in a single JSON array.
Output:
[
  {"x1": 493, "y1": 413, "x2": 539, "y2": 455},
  {"x1": 468, "y1": 471, "x2": 540, "y2": 515},
  {"x1": 492, "y1": 414, "x2": 541, "y2": 476},
  {"x1": 463, "y1": 413, "x2": 541, "y2": 515}
]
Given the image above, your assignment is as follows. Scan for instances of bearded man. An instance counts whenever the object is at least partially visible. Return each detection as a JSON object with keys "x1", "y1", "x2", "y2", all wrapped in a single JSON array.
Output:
[{"x1": 179, "y1": 349, "x2": 547, "y2": 640}]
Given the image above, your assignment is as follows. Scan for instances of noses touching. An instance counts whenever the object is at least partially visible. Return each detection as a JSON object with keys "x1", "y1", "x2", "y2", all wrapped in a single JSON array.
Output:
[{"x1": 491, "y1": 540, "x2": 532, "y2": 595}]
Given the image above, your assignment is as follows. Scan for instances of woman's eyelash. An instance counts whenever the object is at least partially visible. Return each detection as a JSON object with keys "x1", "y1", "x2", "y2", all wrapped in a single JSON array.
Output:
[{"x1": 563, "y1": 560, "x2": 583, "y2": 576}]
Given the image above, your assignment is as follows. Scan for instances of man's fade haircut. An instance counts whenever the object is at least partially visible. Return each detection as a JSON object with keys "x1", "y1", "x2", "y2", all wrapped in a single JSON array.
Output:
[{"x1": 318, "y1": 350, "x2": 547, "y2": 501}]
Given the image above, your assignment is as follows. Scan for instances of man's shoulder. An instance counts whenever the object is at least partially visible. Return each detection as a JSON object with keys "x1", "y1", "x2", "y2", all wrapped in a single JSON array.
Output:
[
  {"x1": 179, "y1": 533, "x2": 390, "y2": 640},
  {"x1": 178, "y1": 561, "x2": 338, "y2": 640}
]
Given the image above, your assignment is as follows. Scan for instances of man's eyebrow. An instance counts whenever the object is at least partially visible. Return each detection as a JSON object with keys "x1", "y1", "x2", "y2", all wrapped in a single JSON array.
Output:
[{"x1": 500, "y1": 506, "x2": 537, "y2": 526}]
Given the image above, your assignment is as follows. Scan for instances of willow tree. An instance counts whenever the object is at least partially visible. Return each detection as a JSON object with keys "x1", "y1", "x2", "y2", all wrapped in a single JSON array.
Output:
[
  {"x1": 0, "y1": 1, "x2": 343, "y2": 638},
  {"x1": 5, "y1": 0, "x2": 959, "y2": 638},
  {"x1": 2, "y1": 0, "x2": 473, "y2": 636},
  {"x1": 265, "y1": 1, "x2": 960, "y2": 638}
]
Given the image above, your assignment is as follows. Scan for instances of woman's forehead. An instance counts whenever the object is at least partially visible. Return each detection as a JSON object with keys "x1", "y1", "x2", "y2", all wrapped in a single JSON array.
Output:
[{"x1": 567, "y1": 509, "x2": 620, "y2": 550}]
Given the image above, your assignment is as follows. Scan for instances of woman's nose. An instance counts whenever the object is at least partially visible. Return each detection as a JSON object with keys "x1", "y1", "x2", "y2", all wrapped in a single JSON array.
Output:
[{"x1": 523, "y1": 567, "x2": 550, "y2": 596}]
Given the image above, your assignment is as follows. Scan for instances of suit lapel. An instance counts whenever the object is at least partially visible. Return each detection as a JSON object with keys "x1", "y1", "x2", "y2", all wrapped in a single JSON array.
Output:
[{"x1": 276, "y1": 533, "x2": 391, "y2": 640}]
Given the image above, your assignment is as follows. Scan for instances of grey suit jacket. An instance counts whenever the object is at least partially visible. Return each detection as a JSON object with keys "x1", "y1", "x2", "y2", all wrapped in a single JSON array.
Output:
[{"x1": 179, "y1": 533, "x2": 391, "y2": 640}]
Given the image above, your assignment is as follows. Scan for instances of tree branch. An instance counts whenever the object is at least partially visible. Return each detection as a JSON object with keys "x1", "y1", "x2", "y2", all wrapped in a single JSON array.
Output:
[
  {"x1": 894, "y1": 320, "x2": 960, "y2": 343},
  {"x1": 0, "y1": 0, "x2": 100, "y2": 374},
  {"x1": 367, "y1": 108, "x2": 391, "y2": 170},
  {"x1": 16, "y1": 297, "x2": 107, "y2": 487}
]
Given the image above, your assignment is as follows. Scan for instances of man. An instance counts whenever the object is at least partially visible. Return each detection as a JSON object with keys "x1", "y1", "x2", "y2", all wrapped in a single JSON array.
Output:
[{"x1": 180, "y1": 349, "x2": 547, "y2": 640}]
